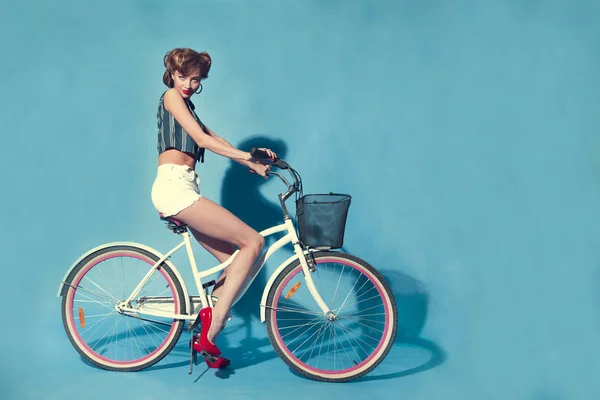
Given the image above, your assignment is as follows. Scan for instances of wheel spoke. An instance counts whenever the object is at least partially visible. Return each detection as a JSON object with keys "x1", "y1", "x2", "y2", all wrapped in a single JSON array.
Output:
[
  {"x1": 339, "y1": 312, "x2": 387, "y2": 319},
  {"x1": 340, "y1": 318, "x2": 385, "y2": 333},
  {"x1": 335, "y1": 292, "x2": 382, "y2": 313},
  {"x1": 336, "y1": 274, "x2": 365, "y2": 316},
  {"x1": 72, "y1": 285, "x2": 118, "y2": 306},
  {"x1": 291, "y1": 320, "x2": 329, "y2": 355},
  {"x1": 336, "y1": 321, "x2": 381, "y2": 349},
  {"x1": 82, "y1": 276, "x2": 120, "y2": 302},
  {"x1": 336, "y1": 322, "x2": 364, "y2": 363},
  {"x1": 281, "y1": 317, "x2": 324, "y2": 341},
  {"x1": 315, "y1": 319, "x2": 329, "y2": 369},
  {"x1": 267, "y1": 305, "x2": 323, "y2": 316},
  {"x1": 80, "y1": 309, "x2": 119, "y2": 341},
  {"x1": 331, "y1": 265, "x2": 346, "y2": 309},
  {"x1": 299, "y1": 321, "x2": 330, "y2": 363}
]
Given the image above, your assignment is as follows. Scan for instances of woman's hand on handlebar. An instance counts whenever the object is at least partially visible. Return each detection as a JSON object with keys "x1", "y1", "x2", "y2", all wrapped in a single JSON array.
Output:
[
  {"x1": 250, "y1": 147, "x2": 278, "y2": 162},
  {"x1": 247, "y1": 147, "x2": 277, "y2": 178},
  {"x1": 248, "y1": 163, "x2": 270, "y2": 178}
]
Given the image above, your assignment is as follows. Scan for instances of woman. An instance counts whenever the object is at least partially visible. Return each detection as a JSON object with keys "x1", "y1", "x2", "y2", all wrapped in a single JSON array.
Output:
[{"x1": 151, "y1": 48, "x2": 276, "y2": 368}]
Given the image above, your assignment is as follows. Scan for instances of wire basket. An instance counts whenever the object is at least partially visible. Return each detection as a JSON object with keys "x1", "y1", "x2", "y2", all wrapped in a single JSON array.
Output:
[{"x1": 295, "y1": 193, "x2": 351, "y2": 249}]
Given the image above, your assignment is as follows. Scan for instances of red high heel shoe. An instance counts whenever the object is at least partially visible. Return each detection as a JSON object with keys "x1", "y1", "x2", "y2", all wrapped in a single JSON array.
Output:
[{"x1": 191, "y1": 307, "x2": 230, "y2": 368}]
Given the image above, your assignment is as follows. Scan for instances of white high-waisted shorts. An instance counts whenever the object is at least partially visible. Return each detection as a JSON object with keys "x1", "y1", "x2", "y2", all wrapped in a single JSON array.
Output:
[{"x1": 151, "y1": 164, "x2": 202, "y2": 217}]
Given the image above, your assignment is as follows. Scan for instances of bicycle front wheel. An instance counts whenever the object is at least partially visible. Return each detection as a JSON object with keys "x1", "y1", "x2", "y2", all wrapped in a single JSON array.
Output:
[
  {"x1": 265, "y1": 251, "x2": 397, "y2": 382},
  {"x1": 61, "y1": 245, "x2": 186, "y2": 371}
]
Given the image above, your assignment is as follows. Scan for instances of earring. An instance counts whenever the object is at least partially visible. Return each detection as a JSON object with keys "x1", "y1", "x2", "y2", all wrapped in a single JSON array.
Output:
[{"x1": 195, "y1": 84, "x2": 203, "y2": 94}]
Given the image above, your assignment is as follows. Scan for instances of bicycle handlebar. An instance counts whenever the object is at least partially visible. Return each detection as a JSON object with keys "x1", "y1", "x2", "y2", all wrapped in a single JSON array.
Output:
[
  {"x1": 250, "y1": 147, "x2": 289, "y2": 170},
  {"x1": 249, "y1": 147, "x2": 302, "y2": 205}
]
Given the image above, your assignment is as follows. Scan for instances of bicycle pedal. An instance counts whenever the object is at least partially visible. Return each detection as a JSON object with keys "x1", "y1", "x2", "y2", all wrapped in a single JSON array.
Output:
[{"x1": 199, "y1": 350, "x2": 219, "y2": 364}]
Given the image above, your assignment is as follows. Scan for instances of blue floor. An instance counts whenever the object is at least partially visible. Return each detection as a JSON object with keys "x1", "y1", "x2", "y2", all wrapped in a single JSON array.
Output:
[{"x1": 8, "y1": 300, "x2": 443, "y2": 400}]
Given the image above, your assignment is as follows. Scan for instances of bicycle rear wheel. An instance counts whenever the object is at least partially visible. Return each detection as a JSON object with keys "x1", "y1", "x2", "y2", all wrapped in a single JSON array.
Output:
[
  {"x1": 265, "y1": 251, "x2": 397, "y2": 382},
  {"x1": 61, "y1": 245, "x2": 186, "y2": 371}
]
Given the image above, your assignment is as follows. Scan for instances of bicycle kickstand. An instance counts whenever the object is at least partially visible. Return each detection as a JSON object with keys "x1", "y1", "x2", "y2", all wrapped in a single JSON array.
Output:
[
  {"x1": 188, "y1": 315, "x2": 202, "y2": 375},
  {"x1": 188, "y1": 329, "x2": 201, "y2": 374}
]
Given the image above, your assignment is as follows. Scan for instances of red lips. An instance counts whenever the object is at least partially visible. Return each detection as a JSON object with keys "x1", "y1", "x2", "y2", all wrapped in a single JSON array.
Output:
[{"x1": 182, "y1": 89, "x2": 190, "y2": 95}]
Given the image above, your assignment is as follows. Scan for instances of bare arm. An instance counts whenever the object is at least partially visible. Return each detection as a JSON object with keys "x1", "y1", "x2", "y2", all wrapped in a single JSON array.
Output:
[
  {"x1": 163, "y1": 88, "x2": 251, "y2": 162},
  {"x1": 202, "y1": 124, "x2": 255, "y2": 168}
]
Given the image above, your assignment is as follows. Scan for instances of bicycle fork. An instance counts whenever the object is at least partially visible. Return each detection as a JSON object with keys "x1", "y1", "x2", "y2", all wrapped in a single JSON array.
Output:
[{"x1": 293, "y1": 245, "x2": 337, "y2": 320}]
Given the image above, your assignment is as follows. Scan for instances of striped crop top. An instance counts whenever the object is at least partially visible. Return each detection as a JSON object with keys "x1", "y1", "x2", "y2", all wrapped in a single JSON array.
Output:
[{"x1": 157, "y1": 91, "x2": 208, "y2": 163}]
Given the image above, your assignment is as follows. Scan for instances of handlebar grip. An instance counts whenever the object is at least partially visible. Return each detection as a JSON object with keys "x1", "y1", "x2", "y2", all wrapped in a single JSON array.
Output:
[
  {"x1": 250, "y1": 148, "x2": 273, "y2": 161},
  {"x1": 249, "y1": 147, "x2": 289, "y2": 169}
]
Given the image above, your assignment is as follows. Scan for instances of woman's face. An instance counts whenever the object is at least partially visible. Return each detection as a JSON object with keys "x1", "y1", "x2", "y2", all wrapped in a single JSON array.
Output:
[{"x1": 171, "y1": 68, "x2": 201, "y2": 98}]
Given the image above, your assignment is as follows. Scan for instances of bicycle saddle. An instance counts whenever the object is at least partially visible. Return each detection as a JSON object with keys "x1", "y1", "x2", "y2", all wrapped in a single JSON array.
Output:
[{"x1": 158, "y1": 212, "x2": 187, "y2": 226}]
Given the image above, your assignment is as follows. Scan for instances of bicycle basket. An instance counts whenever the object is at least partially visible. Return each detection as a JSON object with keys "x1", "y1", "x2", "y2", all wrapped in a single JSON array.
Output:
[{"x1": 295, "y1": 193, "x2": 351, "y2": 249}]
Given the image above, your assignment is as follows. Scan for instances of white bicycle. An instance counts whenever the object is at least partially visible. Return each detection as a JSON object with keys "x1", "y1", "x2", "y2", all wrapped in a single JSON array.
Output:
[{"x1": 57, "y1": 150, "x2": 398, "y2": 382}]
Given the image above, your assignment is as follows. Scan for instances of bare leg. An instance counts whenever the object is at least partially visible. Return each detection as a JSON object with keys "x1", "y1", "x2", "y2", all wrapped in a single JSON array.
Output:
[
  {"x1": 190, "y1": 225, "x2": 266, "y2": 308},
  {"x1": 175, "y1": 197, "x2": 264, "y2": 343},
  {"x1": 188, "y1": 227, "x2": 235, "y2": 300}
]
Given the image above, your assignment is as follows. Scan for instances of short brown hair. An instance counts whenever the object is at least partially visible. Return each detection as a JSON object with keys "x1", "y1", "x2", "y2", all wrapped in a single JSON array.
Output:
[{"x1": 162, "y1": 48, "x2": 212, "y2": 88}]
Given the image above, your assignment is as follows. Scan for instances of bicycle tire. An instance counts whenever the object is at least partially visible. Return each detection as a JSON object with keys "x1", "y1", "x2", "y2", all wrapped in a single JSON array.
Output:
[
  {"x1": 61, "y1": 245, "x2": 186, "y2": 371},
  {"x1": 265, "y1": 251, "x2": 397, "y2": 382}
]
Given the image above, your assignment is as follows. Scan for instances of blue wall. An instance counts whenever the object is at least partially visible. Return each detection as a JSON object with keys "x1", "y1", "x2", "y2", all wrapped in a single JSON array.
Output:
[{"x1": 1, "y1": 1, "x2": 599, "y2": 399}]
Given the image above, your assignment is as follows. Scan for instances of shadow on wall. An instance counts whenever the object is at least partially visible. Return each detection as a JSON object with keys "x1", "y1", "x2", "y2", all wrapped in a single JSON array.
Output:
[
  {"x1": 220, "y1": 135, "x2": 290, "y2": 343},
  {"x1": 214, "y1": 140, "x2": 447, "y2": 378},
  {"x1": 166, "y1": 137, "x2": 447, "y2": 380}
]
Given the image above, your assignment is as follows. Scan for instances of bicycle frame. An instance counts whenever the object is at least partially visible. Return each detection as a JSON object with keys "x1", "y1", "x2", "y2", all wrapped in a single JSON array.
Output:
[
  {"x1": 57, "y1": 160, "x2": 329, "y2": 323},
  {"x1": 113, "y1": 216, "x2": 330, "y2": 323}
]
